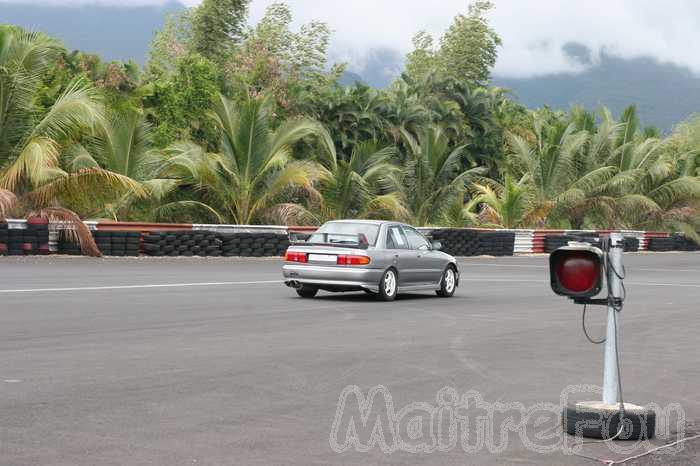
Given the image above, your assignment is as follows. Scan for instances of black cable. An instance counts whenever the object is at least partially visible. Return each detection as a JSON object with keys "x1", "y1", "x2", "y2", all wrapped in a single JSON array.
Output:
[{"x1": 582, "y1": 304, "x2": 606, "y2": 344}]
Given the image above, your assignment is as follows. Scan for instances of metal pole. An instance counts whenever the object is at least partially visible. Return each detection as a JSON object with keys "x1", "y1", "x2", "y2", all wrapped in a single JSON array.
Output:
[{"x1": 603, "y1": 232, "x2": 623, "y2": 405}]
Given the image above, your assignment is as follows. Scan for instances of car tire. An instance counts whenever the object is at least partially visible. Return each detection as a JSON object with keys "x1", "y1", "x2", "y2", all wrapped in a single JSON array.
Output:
[
  {"x1": 562, "y1": 404, "x2": 655, "y2": 440},
  {"x1": 436, "y1": 265, "x2": 457, "y2": 298},
  {"x1": 296, "y1": 285, "x2": 318, "y2": 298},
  {"x1": 377, "y1": 268, "x2": 398, "y2": 301}
]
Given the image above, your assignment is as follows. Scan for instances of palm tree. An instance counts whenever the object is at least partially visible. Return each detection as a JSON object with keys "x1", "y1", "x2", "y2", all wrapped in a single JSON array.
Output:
[
  {"x1": 299, "y1": 83, "x2": 387, "y2": 159},
  {"x1": 471, "y1": 174, "x2": 531, "y2": 228},
  {"x1": 66, "y1": 109, "x2": 166, "y2": 220},
  {"x1": 506, "y1": 115, "x2": 617, "y2": 228},
  {"x1": 0, "y1": 26, "x2": 141, "y2": 254},
  {"x1": 609, "y1": 137, "x2": 700, "y2": 234},
  {"x1": 156, "y1": 93, "x2": 332, "y2": 224},
  {"x1": 401, "y1": 125, "x2": 483, "y2": 226},
  {"x1": 275, "y1": 141, "x2": 407, "y2": 224},
  {"x1": 383, "y1": 80, "x2": 430, "y2": 143}
]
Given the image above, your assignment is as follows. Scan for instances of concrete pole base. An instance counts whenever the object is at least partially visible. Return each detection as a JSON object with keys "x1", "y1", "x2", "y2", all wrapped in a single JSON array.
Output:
[{"x1": 562, "y1": 401, "x2": 656, "y2": 440}]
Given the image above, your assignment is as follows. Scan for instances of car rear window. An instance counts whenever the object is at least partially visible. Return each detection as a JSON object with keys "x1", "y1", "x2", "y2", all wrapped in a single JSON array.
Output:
[{"x1": 310, "y1": 222, "x2": 380, "y2": 246}]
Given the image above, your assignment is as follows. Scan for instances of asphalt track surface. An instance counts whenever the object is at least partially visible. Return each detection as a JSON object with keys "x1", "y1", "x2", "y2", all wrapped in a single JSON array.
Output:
[{"x1": 0, "y1": 253, "x2": 698, "y2": 465}]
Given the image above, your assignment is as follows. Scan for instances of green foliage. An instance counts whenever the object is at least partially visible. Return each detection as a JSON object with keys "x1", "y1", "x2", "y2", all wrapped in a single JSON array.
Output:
[
  {"x1": 405, "y1": 31, "x2": 437, "y2": 83},
  {"x1": 154, "y1": 94, "x2": 332, "y2": 224},
  {"x1": 401, "y1": 126, "x2": 484, "y2": 226},
  {"x1": 312, "y1": 141, "x2": 406, "y2": 223},
  {"x1": 226, "y1": 2, "x2": 334, "y2": 112},
  {"x1": 0, "y1": 25, "x2": 144, "y2": 229},
  {"x1": 2, "y1": 7, "x2": 699, "y2": 234},
  {"x1": 146, "y1": 10, "x2": 194, "y2": 79},
  {"x1": 472, "y1": 174, "x2": 530, "y2": 228},
  {"x1": 438, "y1": 1, "x2": 501, "y2": 84},
  {"x1": 145, "y1": 54, "x2": 220, "y2": 149},
  {"x1": 404, "y1": 1, "x2": 501, "y2": 85},
  {"x1": 191, "y1": 0, "x2": 250, "y2": 63}
]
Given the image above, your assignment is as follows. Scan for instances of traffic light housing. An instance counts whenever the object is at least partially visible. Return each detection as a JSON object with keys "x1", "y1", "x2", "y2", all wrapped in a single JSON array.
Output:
[{"x1": 550, "y1": 244, "x2": 604, "y2": 298}]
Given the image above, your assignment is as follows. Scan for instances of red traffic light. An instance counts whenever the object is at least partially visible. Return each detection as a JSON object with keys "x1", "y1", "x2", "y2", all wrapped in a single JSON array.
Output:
[{"x1": 550, "y1": 245, "x2": 604, "y2": 298}]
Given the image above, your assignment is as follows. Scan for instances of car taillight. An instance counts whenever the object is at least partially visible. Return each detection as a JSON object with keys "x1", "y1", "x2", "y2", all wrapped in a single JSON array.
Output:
[
  {"x1": 285, "y1": 251, "x2": 307, "y2": 263},
  {"x1": 337, "y1": 255, "x2": 370, "y2": 266}
]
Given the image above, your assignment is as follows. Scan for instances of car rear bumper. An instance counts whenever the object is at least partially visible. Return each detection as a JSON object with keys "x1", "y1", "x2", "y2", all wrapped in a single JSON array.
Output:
[{"x1": 282, "y1": 264, "x2": 382, "y2": 292}]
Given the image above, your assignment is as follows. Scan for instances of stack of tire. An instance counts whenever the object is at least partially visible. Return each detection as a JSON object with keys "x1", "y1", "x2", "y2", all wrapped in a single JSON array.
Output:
[
  {"x1": 0, "y1": 222, "x2": 8, "y2": 256},
  {"x1": 429, "y1": 229, "x2": 479, "y2": 256},
  {"x1": 544, "y1": 234, "x2": 602, "y2": 253},
  {"x1": 92, "y1": 231, "x2": 141, "y2": 256},
  {"x1": 219, "y1": 232, "x2": 290, "y2": 257},
  {"x1": 672, "y1": 233, "x2": 700, "y2": 252},
  {"x1": 142, "y1": 231, "x2": 223, "y2": 257},
  {"x1": 647, "y1": 237, "x2": 676, "y2": 252},
  {"x1": 544, "y1": 235, "x2": 577, "y2": 253},
  {"x1": 476, "y1": 231, "x2": 515, "y2": 256},
  {"x1": 57, "y1": 234, "x2": 83, "y2": 255},
  {"x1": 623, "y1": 236, "x2": 640, "y2": 252},
  {"x1": 4, "y1": 222, "x2": 50, "y2": 256}
]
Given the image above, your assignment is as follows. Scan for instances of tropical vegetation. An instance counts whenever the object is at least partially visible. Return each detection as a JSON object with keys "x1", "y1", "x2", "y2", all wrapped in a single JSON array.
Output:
[{"x1": 1, "y1": 0, "x2": 698, "y2": 248}]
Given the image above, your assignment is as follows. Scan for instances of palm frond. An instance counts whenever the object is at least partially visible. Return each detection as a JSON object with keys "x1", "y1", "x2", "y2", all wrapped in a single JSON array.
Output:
[
  {"x1": 28, "y1": 167, "x2": 147, "y2": 207},
  {"x1": 29, "y1": 207, "x2": 101, "y2": 257},
  {"x1": 29, "y1": 77, "x2": 104, "y2": 142},
  {"x1": 0, "y1": 136, "x2": 60, "y2": 191},
  {"x1": 153, "y1": 201, "x2": 225, "y2": 224},
  {"x1": 267, "y1": 203, "x2": 320, "y2": 226},
  {"x1": 0, "y1": 188, "x2": 17, "y2": 219}
]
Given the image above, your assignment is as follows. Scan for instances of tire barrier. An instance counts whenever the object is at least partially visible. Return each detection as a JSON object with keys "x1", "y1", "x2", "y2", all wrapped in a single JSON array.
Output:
[
  {"x1": 623, "y1": 236, "x2": 640, "y2": 252},
  {"x1": 0, "y1": 221, "x2": 49, "y2": 256},
  {"x1": 672, "y1": 233, "x2": 700, "y2": 251},
  {"x1": 142, "y1": 231, "x2": 223, "y2": 257},
  {"x1": 1, "y1": 219, "x2": 697, "y2": 258},
  {"x1": 94, "y1": 231, "x2": 141, "y2": 257},
  {"x1": 219, "y1": 232, "x2": 290, "y2": 257},
  {"x1": 430, "y1": 229, "x2": 479, "y2": 256},
  {"x1": 477, "y1": 231, "x2": 516, "y2": 256},
  {"x1": 544, "y1": 233, "x2": 642, "y2": 253},
  {"x1": 0, "y1": 222, "x2": 6, "y2": 256},
  {"x1": 429, "y1": 229, "x2": 515, "y2": 257},
  {"x1": 544, "y1": 232, "x2": 600, "y2": 254},
  {"x1": 648, "y1": 237, "x2": 677, "y2": 252},
  {"x1": 141, "y1": 230, "x2": 290, "y2": 257},
  {"x1": 57, "y1": 234, "x2": 82, "y2": 255}
]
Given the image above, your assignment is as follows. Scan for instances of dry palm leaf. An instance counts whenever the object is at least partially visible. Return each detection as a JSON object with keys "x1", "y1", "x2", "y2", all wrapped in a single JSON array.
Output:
[
  {"x1": 0, "y1": 189, "x2": 18, "y2": 220},
  {"x1": 29, "y1": 207, "x2": 101, "y2": 257}
]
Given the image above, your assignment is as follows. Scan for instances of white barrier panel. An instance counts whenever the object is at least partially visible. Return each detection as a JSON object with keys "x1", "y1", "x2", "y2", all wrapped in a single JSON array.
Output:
[
  {"x1": 513, "y1": 230, "x2": 535, "y2": 254},
  {"x1": 192, "y1": 224, "x2": 288, "y2": 235},
  {"x1": 620, "y1": 230, "x2": 646, "y2": 250},
  {"x1": 7, "y1": 219, "x2": 27, "y2": 229}
]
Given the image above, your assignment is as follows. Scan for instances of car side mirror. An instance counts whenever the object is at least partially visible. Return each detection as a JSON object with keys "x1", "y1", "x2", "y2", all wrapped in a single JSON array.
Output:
[{"x1": 431, "y1": 240, "x2": 442, "y2": 251}]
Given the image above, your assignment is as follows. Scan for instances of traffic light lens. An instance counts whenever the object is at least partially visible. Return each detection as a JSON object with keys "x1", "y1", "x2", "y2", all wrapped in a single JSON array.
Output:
[{"x1": 555, "y1": 253, "x2": 599, "y2": 293}]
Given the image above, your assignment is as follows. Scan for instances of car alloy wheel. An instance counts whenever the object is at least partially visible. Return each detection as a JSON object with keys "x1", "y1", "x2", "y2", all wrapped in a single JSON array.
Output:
[
  {"x1": 436, "y1": 266, "x2": 457, "y2": 298},
  {"x1": 444, "y1": 268, "x2": 455, "y2": 293},
  {"x1": 378, "y1": 269, "x2": 398, "y2": 301}
]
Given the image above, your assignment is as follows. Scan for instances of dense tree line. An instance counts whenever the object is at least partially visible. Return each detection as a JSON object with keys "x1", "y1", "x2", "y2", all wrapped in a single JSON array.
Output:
[{"x1": 1, "y1": 1, "x2": 699, "y2": 242}]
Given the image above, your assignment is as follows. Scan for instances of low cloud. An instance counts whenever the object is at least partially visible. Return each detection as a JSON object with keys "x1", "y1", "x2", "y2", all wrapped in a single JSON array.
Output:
[{"x1": 4, "y1": 0, "x2": 700, "y2": 78}]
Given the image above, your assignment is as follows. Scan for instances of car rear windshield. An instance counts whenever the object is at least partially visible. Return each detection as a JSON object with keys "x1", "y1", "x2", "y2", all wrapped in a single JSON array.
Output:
[{"x1": 309, "y1": 222, "x2": 380, "y2": 246}]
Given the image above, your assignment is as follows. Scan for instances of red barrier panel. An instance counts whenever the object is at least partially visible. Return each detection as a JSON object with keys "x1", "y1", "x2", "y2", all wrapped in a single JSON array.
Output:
[{"x1": 96, "y1": 221, "x2": 193, "y2": 232}]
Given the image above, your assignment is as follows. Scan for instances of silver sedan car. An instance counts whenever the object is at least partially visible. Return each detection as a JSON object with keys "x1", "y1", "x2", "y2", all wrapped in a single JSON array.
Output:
[{"x1": 282, "y1": 220, "x2": 459, "y2": 301}]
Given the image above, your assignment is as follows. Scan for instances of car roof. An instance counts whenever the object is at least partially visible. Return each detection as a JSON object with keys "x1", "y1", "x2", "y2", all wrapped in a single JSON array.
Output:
[{"x1": 323, "y1": 219, "x2": 392, "y2": 226}]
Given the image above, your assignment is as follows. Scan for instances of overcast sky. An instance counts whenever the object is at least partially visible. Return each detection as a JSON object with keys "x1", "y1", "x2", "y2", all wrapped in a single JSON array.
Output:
[{"x1": 5, "y1": 0, "x2": 700, "y2": 78}]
